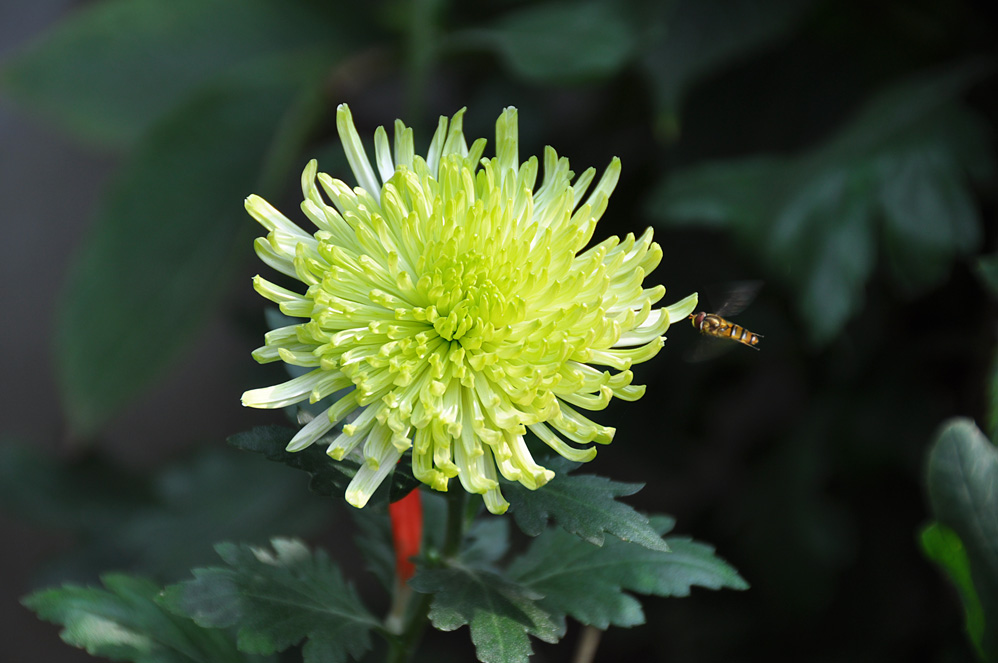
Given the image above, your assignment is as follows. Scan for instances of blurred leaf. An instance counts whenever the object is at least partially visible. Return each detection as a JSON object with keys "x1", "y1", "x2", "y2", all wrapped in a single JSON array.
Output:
[
  {"x1": 508, "y1": 516, "x2": 747, "y2": 629},
  {"x1": 452, "y1": 2, "x2": 636, "y2": 83},
  {"x1": 111, "y1": 449, "x2": 329, "y2": 581},
  {"x1": 229, "y1": 426, "x2": 420, "y2": 507},
  {"x1": 503, "y1": 458, "x2": 670, "y2": 552},
  {"x1": 641, "y1": 0, "x2": 817, "y2": 124},
  {"x1": 350, "y1": 507, "x2": 396, "y2": 592},
  {"x1": 768, "y1": 167, "x2": 878, "y2": 342},
  {"x1": 977, "y1": 258, "x2": 998, "y2": 443},
  {"x1": 877, "y1": 110, "x2": 987, "y2": 292},
  {"x1": 387, "y1": 456, "x2": 423, "y2": 502},
  {"x1": 410, "y1": 565, "x2": 561, "y2": 663},
  {"x1": 419, "y1": 490, "x2": 449, "y2": 552},
  {"x1": 23, "y1": 573, "x2": 256, "y2": 663},
  {"x1": 988, "y1": 348, "x2": 998, "y2": 445},
  {"x1": 0, "y1": 442, "x2": 153, "y2": 532},
  {"x1": 730, "y1": 406, "x2": 859, "y2": 611},
  {"x1": 650, "y1": 63, "x2": 995, "y2": 344},
  {"x1": 0, "y1": 0, "x2": 354, "y2": 147},
  {"x1": 229, "y1": 426, "x2": 356, "y2": 500},
  {"x1": 0, "y1": 442, "x2": 326, "y2": 584},
  {"x1": 649, "y1": 156, "x2": 781, "y2": 229},
  {"x1": 976, "y1": 254, "x2": 998, "y2": 299},
  {"x1": 163, "y1": 539, "x2": 378, "y2": 663},
  {"x1": 926, "y1": 418, "x2": 998, "y2": 660},
  {"x1": 921, "y1": 522, "x2": 985, "y2": 657},
  {"x1": 55, "y1": 61, "x2": 324, "y2": 437}
]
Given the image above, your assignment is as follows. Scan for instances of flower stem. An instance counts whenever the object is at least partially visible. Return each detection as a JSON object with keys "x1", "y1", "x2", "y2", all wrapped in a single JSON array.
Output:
[
  {"x1": 386, "y1": 489, "x2": 467, "y2": 663},
  {"x1": 404, "y1": 0, "x2": 443, "y2": 121},
  {"x1": 441, "y1": 488, "x2": 469, "y2": 558},
  {"x1": 572, "y1": 625, "x2": 603, "y2": 663}
]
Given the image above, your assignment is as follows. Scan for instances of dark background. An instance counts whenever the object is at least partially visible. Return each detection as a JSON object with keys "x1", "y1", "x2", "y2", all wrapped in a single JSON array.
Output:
[{"x1": 2, "y1": 0, "x2": 996, "y2": 661}]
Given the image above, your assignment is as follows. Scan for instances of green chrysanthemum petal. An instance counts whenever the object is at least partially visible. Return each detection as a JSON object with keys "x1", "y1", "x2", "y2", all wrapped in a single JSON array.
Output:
[{"x1": 242, "y1": 105, "x2": 696, "y2": 513}]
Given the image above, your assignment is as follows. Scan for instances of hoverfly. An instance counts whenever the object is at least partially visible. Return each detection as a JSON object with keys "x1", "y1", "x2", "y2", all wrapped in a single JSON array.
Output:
[{"x1": 688, "y1": 281, "x2": 763, "y2": 357}]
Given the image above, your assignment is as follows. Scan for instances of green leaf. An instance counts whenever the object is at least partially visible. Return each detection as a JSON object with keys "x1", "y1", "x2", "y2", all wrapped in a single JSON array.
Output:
[
  {"x1": 926, "y1": 418, "x2": 998, "y2": 660},
  {"x1": 229, "y1": 426, "x2": 356, "y2": 499},
  {"x1": 23, "y1": 573, "x2": 250, "y2": 663},
  {"x1": 452, "y1": 2, "x2": 636, "y2": 84},
  {"x1": 410, "y1": 565, "x2": 561, "y2": 663},
  {"x1": 920, "y1": 522, "x2": 985, "y2": 656},
  {"x1": 641, "y1": 0, "x2": 817, "y2": 121},
  {"x1": 55, "y1": 62, "x2": 320, "y2": 437},
  {"x1": 509, "y1": 516, "x2": 748, "y2": 629},
  {"x1": 228, "y1": 426, "x2": 420, "y2": 507},
  {"x1": 0, "y1": 442, "x2": 326, "y2": 584},
  {"x1": 650, "y1": 64, "x2": 994, "y2": 344},
  {"x1": 461, "y1": 517, "x2": 512, "y2": 567},
  {"x1": 162, "y1": 539, "x2": 378, "y2": 663},
  {"x1": 503, "y1": 459, "x2": 670, "y2": 552},
  {"x1": 0, "y1": 0, "x2": 354, "y2": 147}
]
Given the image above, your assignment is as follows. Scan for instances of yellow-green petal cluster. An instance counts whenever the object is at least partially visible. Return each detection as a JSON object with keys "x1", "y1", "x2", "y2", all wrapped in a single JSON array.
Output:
[{"x1": 242, "y1": 104, "x2": 697, "y2": 514}]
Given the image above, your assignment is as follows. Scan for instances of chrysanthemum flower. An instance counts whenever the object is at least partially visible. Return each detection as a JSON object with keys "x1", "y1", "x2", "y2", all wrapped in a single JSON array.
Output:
[{"x1": 241, "y1": 104, "x2": 697, "y2": 514}]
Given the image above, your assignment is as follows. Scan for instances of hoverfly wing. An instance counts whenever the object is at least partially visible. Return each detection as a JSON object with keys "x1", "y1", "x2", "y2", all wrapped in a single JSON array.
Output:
[
  {"x1": 713, "y1": 280, "x2": 762, "y2": 318},
  {"x1": 685, "y1": 280, "x2": 763, "y2": 362}
]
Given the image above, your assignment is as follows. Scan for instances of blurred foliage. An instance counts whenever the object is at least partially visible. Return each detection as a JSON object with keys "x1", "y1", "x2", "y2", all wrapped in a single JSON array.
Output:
[
  {"x1": 0, "y1": 442, "x2": 329, "y2": 585},
  {"x1": 650, "y1": 63, "x2": 994, "y2": 343},
  {"x1": 924, "y1": 420, "x2": 998, "y2": 661},
  {"x1": 23, "y1": 574, "x2": 265, "y2": 663},
  {"x1": 2, "y1": 0, "x2": 357, "y2": 435},
  {"x1": 1, "y1": 0, "x2": 355, "y2": 147},
  {"x1": 640, "y1": 0, "x2": 819, "y2": 130},
  {"x1": 3, "y1": 0, "x2": 998, "y2": 660},
  {"x1": 921, "y1": 522, "x2": 986, "y2": 659},
  {"x1": 449, "y1": 2, "x2": 636, "y2": 84}
]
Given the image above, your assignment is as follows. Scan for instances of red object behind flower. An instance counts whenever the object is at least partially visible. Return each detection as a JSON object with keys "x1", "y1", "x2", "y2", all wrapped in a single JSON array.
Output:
[{"x1": 388, "y1": 489, "x2": 423, "y2": 582}]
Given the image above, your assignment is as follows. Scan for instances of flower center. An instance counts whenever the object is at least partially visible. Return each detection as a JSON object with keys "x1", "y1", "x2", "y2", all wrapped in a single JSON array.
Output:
[
  {"x1": 431, "y1": 296, "x2": 475, "y2": 342},
  {"x1": 424, "y1": 252, "x2": 511, "y2": 345}
]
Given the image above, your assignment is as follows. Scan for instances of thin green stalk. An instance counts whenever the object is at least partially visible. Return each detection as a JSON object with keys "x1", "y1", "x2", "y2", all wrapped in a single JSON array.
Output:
[
  {"x1": 404, "y1": 0, "x2": 445, "y2": 121},
  {"x1": 441, "y1": 488, "x2": 469, "y2": 558},
  {"x1": 572, "y1": 625, "x2": 603, "y2": 663},
  {"x1": 386, "y1": 489, "x2": 467, "y2": 663}
]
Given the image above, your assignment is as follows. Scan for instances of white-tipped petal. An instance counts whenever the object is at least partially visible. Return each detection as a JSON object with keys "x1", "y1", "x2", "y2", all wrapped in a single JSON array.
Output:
[
  {"x1": 345, "y1": 427, "x2": 403, "y2": 508},
  {"x1": 286, "y1": 392, "x2": 362, "y2": 452},
  {"x1": 242, "y1": 370, "x2": 325, "y2": 409},
  {"x1": 667, "y1": 292, "x2": 699, "y2": 322},
  {"x1": 373, "y1": 125, "x2": 396, "y2": 184},
  {"x1": 246, "y1": 195, "x2": 311, "y2": 238},
  {"x1": 336, "y1": 104, "x2": 382, "y2": 204}
]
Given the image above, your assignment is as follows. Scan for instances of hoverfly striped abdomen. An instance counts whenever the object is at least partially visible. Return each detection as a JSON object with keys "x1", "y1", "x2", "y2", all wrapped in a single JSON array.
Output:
[{"x1": 690, "y1": 312, "x2": 761, "y2": 349}]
